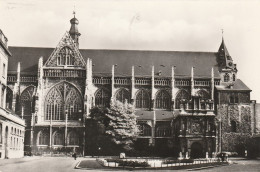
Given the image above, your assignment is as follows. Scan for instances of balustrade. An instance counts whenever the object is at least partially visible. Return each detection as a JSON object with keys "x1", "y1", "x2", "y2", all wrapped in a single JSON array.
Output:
[
  {"x1": 135, "y1": 78, "x2": 151, "y2": 85},
  {"x1": 43, "y1": 69, "x2": 85, "y2": 78},
  {"x1": 7, "y1": 75, "x2": 17, "y2": 82},
  {"x1": 194, "y1": 80, "x2": 210, "y2": 87},
  {"x1": 175, "y1": 79, "x2": 190, "y2": 86},
  {"x1": 114, "y1": 77, "x2": 131, "y2": 85},
  {"x1": 155, "y1": 78, "x2": 170, "y2": 86},
  {"x1": 93, "y1": 77, "x2": 111, "y2": 85}
]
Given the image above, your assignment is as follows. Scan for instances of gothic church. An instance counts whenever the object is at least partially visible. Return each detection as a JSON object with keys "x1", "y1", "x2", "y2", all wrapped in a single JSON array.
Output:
[{"x1": 5, "y1": 14, "x2": 259, "y2": 158}]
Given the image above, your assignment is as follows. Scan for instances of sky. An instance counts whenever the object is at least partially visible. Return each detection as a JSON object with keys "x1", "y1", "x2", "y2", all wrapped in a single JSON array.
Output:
[{"x1": 0, "y1": 0, "x2": 260, "y2": 102}]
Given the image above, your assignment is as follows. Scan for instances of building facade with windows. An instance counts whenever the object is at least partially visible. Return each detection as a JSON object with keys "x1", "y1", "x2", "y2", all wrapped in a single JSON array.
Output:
[
  {"x1": 5, "y1": 15, "x2": 260, "y2": 158},
  {"x1": 0, "y1": 29, "x2": 25, "y2": 159}
]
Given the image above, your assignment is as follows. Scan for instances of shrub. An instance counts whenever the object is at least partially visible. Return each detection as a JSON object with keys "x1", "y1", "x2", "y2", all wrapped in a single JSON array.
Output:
[{"x1": 105, "y1": 159, "x2": 150, "y2": 167}]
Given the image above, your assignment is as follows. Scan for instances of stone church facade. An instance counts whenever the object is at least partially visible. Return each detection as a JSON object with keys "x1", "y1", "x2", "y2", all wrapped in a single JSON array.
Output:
[{"x1": 5, "y1": 15, "x2": 259, "y2": 158}]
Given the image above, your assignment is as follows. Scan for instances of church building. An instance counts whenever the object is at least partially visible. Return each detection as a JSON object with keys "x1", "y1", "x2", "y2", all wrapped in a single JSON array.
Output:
[{"x1": 5, "y1": 14, "x2": 259, "y2": 158}]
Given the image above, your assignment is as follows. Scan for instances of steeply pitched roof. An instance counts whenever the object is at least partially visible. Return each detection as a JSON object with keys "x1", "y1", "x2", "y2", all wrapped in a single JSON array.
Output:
[
  {"x1": 8, "y1": 46, "x2": 220, "y2": 78},
  {"x1": 215, "y1": 79, "x2": 251, "y2": 91}
]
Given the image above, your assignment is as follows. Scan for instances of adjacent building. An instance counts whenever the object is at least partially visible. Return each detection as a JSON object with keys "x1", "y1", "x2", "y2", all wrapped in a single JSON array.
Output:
[
  {"x1": 5, "y1": 14, "x2": 260, "y2": 158},
  {"x1": 0, "y1": 29, "x2": 25, "y2": 159}
]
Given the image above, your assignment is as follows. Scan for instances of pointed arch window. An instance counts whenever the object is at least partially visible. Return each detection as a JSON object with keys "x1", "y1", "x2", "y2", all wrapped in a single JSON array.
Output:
[
  {"x1": 231, "y1": 121, "x2": 237, "y2": 132},
  {"x1": 67, "y1": 131, "x2": 79, "y2": 145},
  {"x1": 175, "y1": 90, "x2": 191, "y2": 109},
  {"x1": 57, "y1": 46, "x2": 75, "y2": 66},
  {"x1": 115, "y1": 89, "x2": 130, "y2": 103},
  {"x1": 136, "y1": 90, "x2": 150, "y2": 109},
  {"x1": 20, "y1": 86, "x2": 35, "y2": 125},
  {"x1": 224, "y1": 73, "x2": 230, "y2": 82},
  {"x1": 95, "y1": 89, "x2": 110, "y2": 107},
  {"x1": 45, "y1": 82, "x2": 83, "y2": 121},
  {"x1": 38, "y1": 131, "x2": 49, "y2": 145},
  {"x1": 155, "y1": 90, "x2": 171, "y2": 110},
  {"x1": 196, "y1": 90, "x2": 210, "y2": 109},
  {"x1": 53, "y1": 131, "x2": 63, "y2": 145}
]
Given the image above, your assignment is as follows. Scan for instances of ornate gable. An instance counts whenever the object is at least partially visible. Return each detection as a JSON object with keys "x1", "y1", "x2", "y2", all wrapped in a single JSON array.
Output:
[{"x1": 44, "y1": 32, "x2": 86, "y2": 67}]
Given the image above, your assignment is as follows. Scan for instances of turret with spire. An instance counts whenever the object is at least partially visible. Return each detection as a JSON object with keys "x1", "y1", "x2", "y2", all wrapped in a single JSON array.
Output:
[{"x1": 69, "y1": 11, "x2": 81, "y2": 47}]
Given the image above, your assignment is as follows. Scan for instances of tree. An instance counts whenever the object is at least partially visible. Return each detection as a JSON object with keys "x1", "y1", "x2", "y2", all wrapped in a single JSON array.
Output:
[{"x1": 88, "y1": 100, "x2": 140, "y2": 154}]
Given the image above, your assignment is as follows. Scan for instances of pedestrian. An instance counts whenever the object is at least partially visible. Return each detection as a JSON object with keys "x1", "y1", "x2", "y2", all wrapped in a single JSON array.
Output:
[{"x1": 73, "y1": 152, "x2": 77, "y2": 160}]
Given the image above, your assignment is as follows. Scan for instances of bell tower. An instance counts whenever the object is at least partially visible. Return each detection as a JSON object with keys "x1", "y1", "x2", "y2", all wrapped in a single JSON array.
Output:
[{"x1": 69, "y1": 11, "x2": 81, "y2": 47}]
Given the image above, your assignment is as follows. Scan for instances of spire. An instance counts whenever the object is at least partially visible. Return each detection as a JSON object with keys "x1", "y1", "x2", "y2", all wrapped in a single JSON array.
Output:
[
  {"x1": 69, "y1": 10, "x2": 81, "y2": 47},
  {"x1": 218, "y1": 30, "x2": 234, "y2": 68}
]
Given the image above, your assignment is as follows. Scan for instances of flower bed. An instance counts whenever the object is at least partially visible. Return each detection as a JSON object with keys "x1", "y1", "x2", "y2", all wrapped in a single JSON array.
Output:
[
  {"x1": 105, "y1": 158, "x2": 150, "y2": 167},
  {"x1": 163, "y1": 159, "x2": 194, "y2": 164}
]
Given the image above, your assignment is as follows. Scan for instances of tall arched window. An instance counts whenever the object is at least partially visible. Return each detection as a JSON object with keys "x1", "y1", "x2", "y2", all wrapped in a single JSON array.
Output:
[
  {"x1": 6, "y1": 87, "x2": 13, "y2": 110},
  {"x1": 175, "y1": 90, "x2": 191, "y2": 109},
  {"x1": 95, "y1": 89, "x2": 110, "y2": 107},
  {"x1": 53, "y1": 131, "x2": 63, "y2": 145},
  {"x1": 196, "y1": 90, "x2": 210, "y2": 109},
  {"x1": 38, "y1": 131, "x2": 49, "y2": 145},
  {"x1": 136, "y1": 90, "x2": 150, "y2": 109},
  {"x1": 20, "y1": 86, "x2": 35, "y2": 125},
  {"x1": 57, "y1": 46, "x2": 75, "y2": 66},
  {"x1": 115, "y1": 88, "x2": 130, "y2": 103},
  {"x1": 155, "y1": 90, "x2": 171, "y2": 110},
  {"x1": 224, "y1": 73, "x2": 230, "y2": 82},
  {"x1": 45, "y1": 82, "x2": 83, "y2": 121},
  {"x1": 231, "y1": 121, "x2": 237, "y2": 132},
  {"x1": 67, "y1": 131, "x2": 79, "y2": 145}
]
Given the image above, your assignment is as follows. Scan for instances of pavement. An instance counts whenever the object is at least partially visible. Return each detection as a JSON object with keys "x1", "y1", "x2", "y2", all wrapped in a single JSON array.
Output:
[{"x1": 0, "y1": 156, "x2": 259, "y2": 172}]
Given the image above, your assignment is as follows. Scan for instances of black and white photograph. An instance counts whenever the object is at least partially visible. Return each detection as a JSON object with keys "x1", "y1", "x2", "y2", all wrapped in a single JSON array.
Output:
[{"x1": 0, "y1": 0, "x2": 259, "y2": 171}]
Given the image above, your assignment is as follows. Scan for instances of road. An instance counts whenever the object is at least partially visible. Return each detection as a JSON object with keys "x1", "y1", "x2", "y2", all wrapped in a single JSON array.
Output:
[{"x1": 0, "y1": 157, "x2": 259, "y2": 172}]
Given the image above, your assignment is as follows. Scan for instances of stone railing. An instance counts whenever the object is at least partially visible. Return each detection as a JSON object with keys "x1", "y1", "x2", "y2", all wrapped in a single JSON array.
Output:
[
  {"x1": 135, "y1": 77, "x2": 151, "y2": 85},
  {"x1": 43, "y1": 69, "x2": 86, "y2": 78},
  {"x1": 115, "y1": 77, "x2": 131, "y2": 85},
  {"x1": 155, "y1": 78, "x2": 171, "y2": 86},
  {"x1": 175, "y1": 79, "x2": 190, "y2": 86},
  {"x1": 21, "y1": 76, "x2": 37, "y2": 83},
  {"x1": 93, "y1": 77, "x2": 111, "y2": 85},
  {"x1": 7, "y1": 75, "x2": 17, "y2": 82}
]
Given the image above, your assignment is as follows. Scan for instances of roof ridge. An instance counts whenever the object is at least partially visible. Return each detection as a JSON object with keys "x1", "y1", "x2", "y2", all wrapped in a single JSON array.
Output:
[{"x1": 9, "y1": 46, "x2": 217, "y2": 53}]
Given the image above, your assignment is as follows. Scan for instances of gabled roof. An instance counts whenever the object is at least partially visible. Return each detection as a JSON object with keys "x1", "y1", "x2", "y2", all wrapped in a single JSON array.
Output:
[
  {"x1": 8, "y1": 46, "x2": 220, "y2": 78},
  {"x1": 215, "y1": 79, "x2": 251, "y2": 91}
]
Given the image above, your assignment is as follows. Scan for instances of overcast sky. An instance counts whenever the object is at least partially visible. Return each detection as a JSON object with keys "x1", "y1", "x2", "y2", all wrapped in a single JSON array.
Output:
[{"x1": 1, "y1": 0, "x2": 260, "y2": 102}]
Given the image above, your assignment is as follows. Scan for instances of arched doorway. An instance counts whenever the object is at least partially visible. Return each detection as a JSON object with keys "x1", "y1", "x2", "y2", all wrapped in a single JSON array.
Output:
[
  {"x1": 190, "y1": 142, "x2": 203, "y2": 159},
  {"x1": 5, "y1": 126, "x2": 8, "y2": 158}
]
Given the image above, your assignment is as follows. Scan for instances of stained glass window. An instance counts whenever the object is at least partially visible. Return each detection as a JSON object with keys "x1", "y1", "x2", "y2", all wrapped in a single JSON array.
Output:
[
  {"x1": 53, "y1": 131, "x2": 63, "y2": 145},
  {"x1": 175, "y1": 90, "x2": 191, "y2": 109},
  {"x1": 95, "y1": 89, "x2": 110, "y2": 107},
  {"x1": 115, "y1": 88, "x2": 130, "y2": 103},
  {"x1": 45, "y1": 82, "x2": 83, "y2": 121},
  {"x1": 20, "y1": 86, "x2": 35, "y2": 125},
  {"x1": 67, "y1": 131, "x2": 79, "y2": 145},
  {"x1": 38, "y1": 131, "x2": 49, "y2": 145},
  {"x1": 136, "y1": 89, "x2": 150, "y2": 109},
  {"x1": 6, "y1": 87, "x2": 13, "y2": 110},
  {"x1": 155, "y1": 90, "x2": 171, "y2": 110}
]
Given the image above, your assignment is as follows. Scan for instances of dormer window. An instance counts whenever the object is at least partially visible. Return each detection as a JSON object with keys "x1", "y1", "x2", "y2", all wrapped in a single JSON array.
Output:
[
  {"x1": 57, "y1": 46, "x2": 75, "y2": 66},
  {"x1": 224, "y1": 73, "x2": 230, "y2": 82}
]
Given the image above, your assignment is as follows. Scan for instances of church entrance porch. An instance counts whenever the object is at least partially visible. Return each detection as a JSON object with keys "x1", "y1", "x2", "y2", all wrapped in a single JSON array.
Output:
[{"x1": 190, "y1": 142, "x2": 203, "y2": 159}]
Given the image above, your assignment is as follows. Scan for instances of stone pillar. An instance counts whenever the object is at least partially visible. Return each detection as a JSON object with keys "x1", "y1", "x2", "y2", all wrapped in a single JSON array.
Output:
[
  {"x1": 36, "y1": 57, "x2": 43, "y2": 123},
  {"x1": 211, "y1": 67, "x2": 214, "y2": 110},
  {"x1": 171, "y1": 66, "x2": 177, "y2": 110},
  {"x1": 131, "y1": 66, "x2": 135, "y2": 104},
  {"x1": 151, "y1": 66, "x2": 155, "y2": 110},
  {"x1": 111, "y1": 65, "x2": 115, "y2": 103},
  {"x1": 191, "y1": 67, "x2": 195, "y2": 96}
]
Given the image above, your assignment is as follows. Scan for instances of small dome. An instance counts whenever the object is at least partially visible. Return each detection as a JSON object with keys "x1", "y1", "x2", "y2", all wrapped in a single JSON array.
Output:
[{"x1": 70, "y1": 17, "x2": 79, "y2": 25}]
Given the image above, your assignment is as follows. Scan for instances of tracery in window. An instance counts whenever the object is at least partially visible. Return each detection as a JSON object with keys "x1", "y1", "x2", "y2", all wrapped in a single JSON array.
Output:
[
  {"x1": 196, "y1": 90, "x2": 210, "y2": 109},
  {"x1": 95, "y1": 89, "x2": 110, "y2": 107},
  {"x1": 38, "y1": 131, "x2": 49, "y2": 145},
  {"x1": 175, "y1": 90, "x2": 191, "y2": 109},
  {"x1": 67, "y1": 131, "x2": 79, "y2": 145},
  {"x1": 136, "y1": 89, "x2": 150, "y2": 109},
  {"x1": 57, "y1": 46, "x2": 75, "y2": 66},
  {"x1": 115, "y1": 88, "x2": 130, "y2": 103},
  {"x1": 45, "y1": 82, "x2": 83, "y2": 121},
  {"x1": 155, "y1": 90, "x2": 171, "y2": 110},
  {"x1": 155, "y1": 125, "x2": 171, "y2": 137},
  {"x1": 53, "y1": 131, "x2": 63, "y2": 145},
  {"x1": 20, "y1": 86, "x2": 35, "y2": 123},
  {"x1": 224, "y1": 73, "x2": 230, "y2": 82}
]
